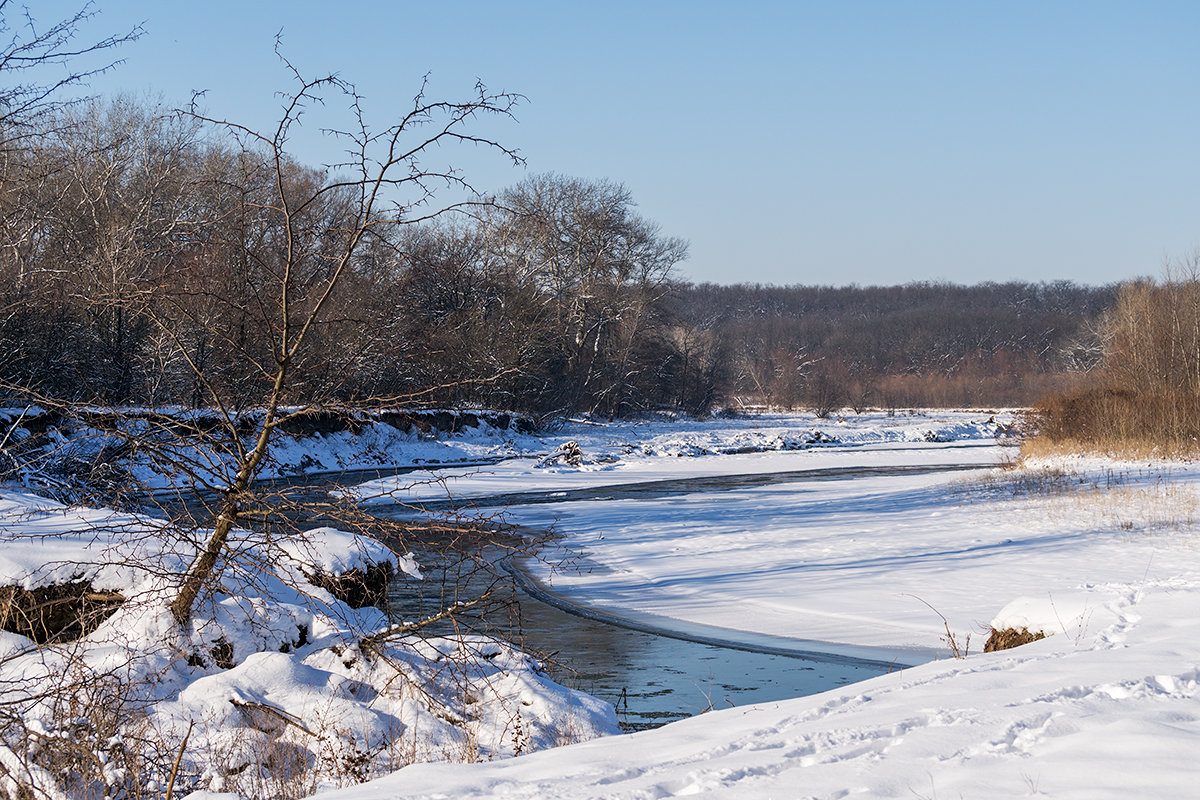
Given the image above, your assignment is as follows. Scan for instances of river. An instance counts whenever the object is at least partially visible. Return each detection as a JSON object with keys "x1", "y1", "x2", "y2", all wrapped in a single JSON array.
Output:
[
  {"x1": 369, "y1": 459, "x2": 980, "y2": 731},
  {"x1": 153, "y1": 458, "x2": 966, "y2": 732}
]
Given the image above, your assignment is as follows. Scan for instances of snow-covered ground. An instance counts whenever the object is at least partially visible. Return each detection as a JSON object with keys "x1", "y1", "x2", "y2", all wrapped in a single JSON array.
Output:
[
  {"x1": 0, "y1": 484, "x2": 616, "y2": 796},
  {"x1": 349, "y1": 410, "x2": 1008, "y2": 505},
  {"x1": 326, "y1": 413, "x2": 1200, "y2": 799},
  {"x1": 0, "y1": 406, "x2": 542, "y2": 494},
  {"x1": 6, "y1": 409, "x2": 1200, "y2": 798}
]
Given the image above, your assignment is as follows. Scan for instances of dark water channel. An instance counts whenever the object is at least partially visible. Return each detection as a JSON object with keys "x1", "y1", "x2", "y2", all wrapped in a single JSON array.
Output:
[
  {"x1": 495, "y1": 581, "x2": 890, "y2": 730},
  {"x1": 393, "y1": 459, "x2": 986, "y2": 515},
  {"x1": 382, "y1": 535, "x2": 895, "y2": 732}
]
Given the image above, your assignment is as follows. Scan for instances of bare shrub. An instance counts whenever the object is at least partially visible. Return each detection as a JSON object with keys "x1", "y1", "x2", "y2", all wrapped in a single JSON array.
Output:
[
  {"x1": 1030, "y1": 261, "x2": 1200, "y2": 457},
  {"x1": 0, "y1": 667, "x2": 176, "y2": 800}
]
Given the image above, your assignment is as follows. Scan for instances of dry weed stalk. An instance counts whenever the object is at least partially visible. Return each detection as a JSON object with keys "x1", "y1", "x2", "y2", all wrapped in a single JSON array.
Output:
[
  {"x1": 971, "y1": 459, "x2": 1200, "y2": 538},
  {"x1": 903, "y1": 594, "x2": 971, "y2": 659}
]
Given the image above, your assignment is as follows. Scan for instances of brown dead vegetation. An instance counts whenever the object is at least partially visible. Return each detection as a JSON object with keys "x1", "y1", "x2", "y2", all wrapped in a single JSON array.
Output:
[
  {"x1": 305, "y1": 562, "x2": 395, "y2": 610},
  {"x1": 1028, "y1": 267, "x2": 1200, "y2": 458},
  {"x1": 0, "y1": 581, "x2": 124, "y2": 643},
  {"x1": 984, "y1": 626, "x2": 1047, "y2": 652}
]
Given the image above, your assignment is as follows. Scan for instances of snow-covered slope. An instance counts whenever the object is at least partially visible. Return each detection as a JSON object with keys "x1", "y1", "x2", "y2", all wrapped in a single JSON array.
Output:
[
  {"x1": 12, "y1": 410, "x2": 1198, "y2": 798},
  {"x1": 0, "y1": 490, "x2": 617, "y2": 796},
  {"x1": 316, "y1": 581, "x2": 1197, "y2": 799},
  {"x1": 324, "y1": 426, "x2": 1200, "y2": 799}
]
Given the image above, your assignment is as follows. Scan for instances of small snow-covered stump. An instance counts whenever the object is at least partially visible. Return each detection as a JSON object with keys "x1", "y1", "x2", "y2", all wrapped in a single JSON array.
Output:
[
  {"x1": 538, "y1": 440, "x2": 584, "y2": 468},
  {"x1": 984, "y1": 594, "x2": 1093, "y2": 652}
]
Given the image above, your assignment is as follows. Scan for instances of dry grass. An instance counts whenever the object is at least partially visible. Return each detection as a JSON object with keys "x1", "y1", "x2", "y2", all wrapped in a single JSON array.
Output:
[
  {"x1": 978, "y1": 465, "x2": 1079, "y2": 496},
  {"x1": 967, "y1": 459, "x2": 1200, "y2": 537},
  {"x1": 1081, "y1": 483, "x2": 1200, "y2": 534},
  {"x1": 1029, "y1": 273, "x2": 1200, "y2": 459},
  {"x1": 1029, "y1": 386, "x2": 1200, "y2": 459},
  {"x1": 961, "y1": 462, "x2": 1127, "y2": 501},
  {"x1": 1022, "y1": 433, "x2": 1200, "y2": 462}
]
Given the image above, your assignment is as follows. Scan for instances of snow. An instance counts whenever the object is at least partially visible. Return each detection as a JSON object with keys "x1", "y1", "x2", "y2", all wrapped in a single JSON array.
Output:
[
  {"x1": 501, "y1": 448, "x2": 1164, "y2": 656},
  {"x1": 0, "y1": 405, "x2": 545, "y2": 494},
  {"x1": 0, "y1": 488, "x2": 616, "y2": 795},
  {"x1": 7, "y1": 409, "x2": 1200, "y2": 798},
  {"x1": 0, "y1": 490, "x2": 185, "y2": 591},
  {"x1": 319, "y1": 586, "x2": 1200, "y2": 799},
  {"x1": 318, "y1": 412, "x2": 1200, "y2": 799},
  {"x1": 348, "y1": 411, "x2": 1008, "y2": 505},
  {"x1": 276, "y1": 526, "x2": 422, "y2": 580}
]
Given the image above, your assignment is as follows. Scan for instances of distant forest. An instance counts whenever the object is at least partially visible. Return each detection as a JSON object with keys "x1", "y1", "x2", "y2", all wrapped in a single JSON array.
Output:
[
  {"x1": 674, "y1": 281, "x2": 1117, "y2": 413},
  {"x1": 0, "y1": 94, "x2": 1116, "y2": 419}
]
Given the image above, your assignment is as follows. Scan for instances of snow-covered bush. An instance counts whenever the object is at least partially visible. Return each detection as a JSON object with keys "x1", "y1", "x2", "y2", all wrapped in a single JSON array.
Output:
[{"x1": 0, "y1": 490, "x2": 617, "y2": 799}]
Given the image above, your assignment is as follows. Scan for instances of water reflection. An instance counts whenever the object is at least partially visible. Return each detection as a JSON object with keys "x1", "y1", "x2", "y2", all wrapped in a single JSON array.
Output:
[
  {"x1": 507, "y1": 589, "x2": 888, "y2": 731},
  {"x1": 385, "y1": 546, "x2": 889, "y2": 732}
]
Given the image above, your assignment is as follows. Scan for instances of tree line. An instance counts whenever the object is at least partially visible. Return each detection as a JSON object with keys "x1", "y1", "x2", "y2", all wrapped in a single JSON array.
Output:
[
  {"x1": 673, "y1": 281, "x2": 1117, "y2": 412},
  {"x1": 0, "y1": 92, "x2": 693, "y2": 418},
  {"x1": 1, "y1": 99, "x2": 1116, "y2": 419}
]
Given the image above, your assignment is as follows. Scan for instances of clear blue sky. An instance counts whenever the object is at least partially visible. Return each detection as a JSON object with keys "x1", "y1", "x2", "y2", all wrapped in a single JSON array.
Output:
[{"x1": 35, "y1": 0, "x2": 1200, "y2": 286}]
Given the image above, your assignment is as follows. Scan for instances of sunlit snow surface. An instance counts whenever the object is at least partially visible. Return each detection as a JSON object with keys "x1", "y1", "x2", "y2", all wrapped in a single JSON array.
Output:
[
  {"x1": 328, "y1": 412, "x2": 1200, "y2": 799},
  {"x1": 6, "y1": 410, "x2": 1200, "y2": 798}
]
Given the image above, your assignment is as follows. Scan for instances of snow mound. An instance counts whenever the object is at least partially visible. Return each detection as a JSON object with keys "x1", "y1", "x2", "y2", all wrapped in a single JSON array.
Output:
[
  {"x1": 990, "y1": 593, "x2": 1098, "y2": 638},
  {"x1": 278, "y1": 526, "x2": 421, "y2": 580}
]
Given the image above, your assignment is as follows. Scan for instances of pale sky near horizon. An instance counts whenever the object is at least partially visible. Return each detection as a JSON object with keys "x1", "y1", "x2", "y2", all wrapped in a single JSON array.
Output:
[{"x1": 31, "y1": 0, "x2": 1200, "y2": 287}]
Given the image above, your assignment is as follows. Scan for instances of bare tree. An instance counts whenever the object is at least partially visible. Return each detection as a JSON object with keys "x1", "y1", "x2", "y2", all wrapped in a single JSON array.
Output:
[
  {"x1": 0, "y1": 3, "x2": 142, "y2": 405},
  {"x1": 0, "y1": 0, "x2": 142, "y2": 150},
  {"x1": 494, "y1": 174, "x2": 687, "y2": 416},
  {"x1": 149, "y1": 57, "x2": 523, "y2": 626}
]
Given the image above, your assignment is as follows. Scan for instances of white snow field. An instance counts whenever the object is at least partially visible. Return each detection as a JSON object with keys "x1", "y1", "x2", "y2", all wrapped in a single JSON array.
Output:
[
  {"x1": 329, "y1": 412, "x2": 1200, "y2": 799},
  {"x1": 4, "y1": 409, "x2": 1200, "y2": 798}
]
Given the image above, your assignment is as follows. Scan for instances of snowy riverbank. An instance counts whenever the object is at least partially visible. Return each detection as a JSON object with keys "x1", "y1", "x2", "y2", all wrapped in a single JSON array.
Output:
[
  {"x1": 0, "y1": 489, "x2": 618, "y2": 797},
  {"x1": 330, "y1": 417, "x2": 1200, "y2": 799},
  {"x1": 8, "y1": 409, "x2": 1199, "y2": 798}
]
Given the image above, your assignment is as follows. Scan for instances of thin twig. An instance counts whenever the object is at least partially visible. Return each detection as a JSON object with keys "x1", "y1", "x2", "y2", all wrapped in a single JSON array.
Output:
[{"x1": 164, "y1": 719, "x2": 194, "y2": 800}]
